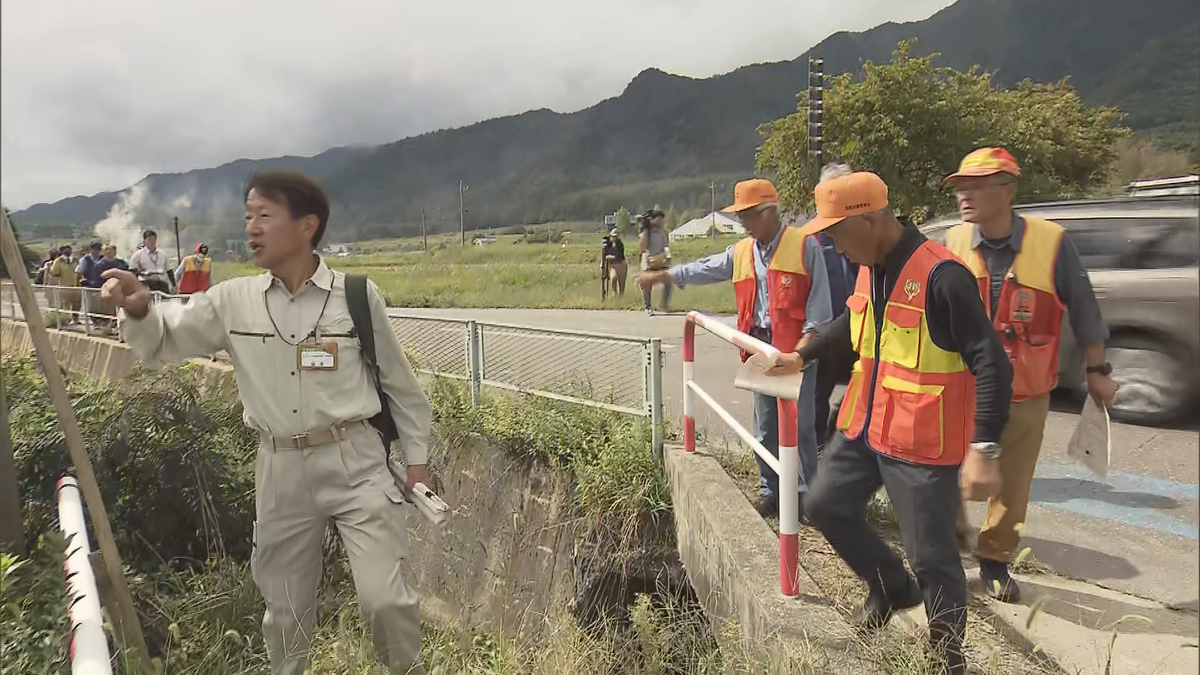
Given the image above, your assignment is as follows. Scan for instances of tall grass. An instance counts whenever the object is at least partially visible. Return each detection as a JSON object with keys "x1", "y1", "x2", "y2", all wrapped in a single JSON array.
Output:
[{"x1": 212, "y1": 235, "x2": 738, "y2": 312}]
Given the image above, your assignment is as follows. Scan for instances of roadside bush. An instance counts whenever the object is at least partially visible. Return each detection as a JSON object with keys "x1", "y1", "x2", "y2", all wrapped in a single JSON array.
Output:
[
  {"x1": 5, "y1": 356, "x2": 256, "y2": 567},
  {"x1": 425, "y1": 377, "x2": 670, "y2": 521},
  {"x1": 0, "y1": 535, "x2": 71, "y2": 674}
]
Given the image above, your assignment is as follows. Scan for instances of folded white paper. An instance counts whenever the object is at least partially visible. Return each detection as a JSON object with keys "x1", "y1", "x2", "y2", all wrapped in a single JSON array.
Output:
[
  {"x1": 1067, "y1": 395, "x2": 1111, "y2": 481},
  {"x1": 733, "y1": 352, "x2": 802, "y2": 401}
]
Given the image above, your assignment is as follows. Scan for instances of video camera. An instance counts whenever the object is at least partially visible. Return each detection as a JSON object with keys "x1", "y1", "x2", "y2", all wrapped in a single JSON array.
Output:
[{"x1": 638, "y1": 208, "x2": 665, "y2": 232}]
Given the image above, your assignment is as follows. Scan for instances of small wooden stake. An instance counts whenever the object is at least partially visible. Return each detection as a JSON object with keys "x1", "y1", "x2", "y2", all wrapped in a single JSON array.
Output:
[{"x1": 0, "y1": 208, "x2": 154, "y2": 673}]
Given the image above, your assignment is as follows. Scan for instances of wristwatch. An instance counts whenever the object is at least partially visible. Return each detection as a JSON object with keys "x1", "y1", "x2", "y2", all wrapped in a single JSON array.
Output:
[
  {"x1": 970, "y1": 441, "x2": 1002, "y2": 460},
  {"x1": 1085, "y1": 362, "x2": 1113, "y2": 376}
]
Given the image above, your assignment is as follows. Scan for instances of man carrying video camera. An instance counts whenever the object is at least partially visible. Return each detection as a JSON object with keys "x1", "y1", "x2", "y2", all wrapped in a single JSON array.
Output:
[{"x1": 638, "y1": 209, "x2": 671, "y2": 314}]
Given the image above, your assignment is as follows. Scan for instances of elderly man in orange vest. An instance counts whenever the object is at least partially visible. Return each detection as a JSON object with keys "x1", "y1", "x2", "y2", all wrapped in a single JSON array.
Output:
[
  {"x1": 639, "y1": 178, "x2": 832, "y2": 517},
  {"x1": 776, "y1": 171, "x2": 1013, "y2": 674},
  {"x1": 943, "y1": 148, "x2": 1117, "y2": 603}
]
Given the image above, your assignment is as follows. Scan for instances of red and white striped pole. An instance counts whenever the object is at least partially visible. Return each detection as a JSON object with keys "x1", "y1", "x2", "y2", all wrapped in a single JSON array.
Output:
[
  {"x1": 57, "y1": 476, "x2": 114, "y2": 675},
  {"x1": 682, "y1": 319, "x2": 696, "y2": 452},
  {"x1": 776, "y1": 398, "x2": 800, "y2": 597}
]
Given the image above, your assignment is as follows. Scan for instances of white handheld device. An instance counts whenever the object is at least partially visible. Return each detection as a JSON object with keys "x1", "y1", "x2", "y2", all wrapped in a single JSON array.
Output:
[{"x1": 410, "y1": 482, "x2": 450, "y2": 527}]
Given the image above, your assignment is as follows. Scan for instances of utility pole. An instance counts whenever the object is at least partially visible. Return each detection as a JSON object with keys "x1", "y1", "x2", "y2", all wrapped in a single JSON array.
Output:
[
  {"x1": 808, "y1": 57, "x2": 825, "y2": 181},
  {"x1": 421, "y1": 209, "x2": 428, "y2": 252},
  {"x1": 172, "y1": 216, "x2": 182, "y2": 266},
  {"x1": 459, "y1": 180, "x2": 466, "y2": 247},
  {"x1": 709, "y1": 180, "x2": 716, "y2": 239}
]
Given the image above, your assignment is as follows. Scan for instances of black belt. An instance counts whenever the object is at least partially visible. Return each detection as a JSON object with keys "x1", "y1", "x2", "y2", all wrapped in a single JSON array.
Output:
[{"x1": 749, "y1": 326, "x2": 772, "y2": 342}]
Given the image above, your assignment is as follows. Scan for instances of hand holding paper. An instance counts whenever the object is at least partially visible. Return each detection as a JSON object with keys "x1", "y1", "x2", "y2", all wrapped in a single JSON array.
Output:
[
  {"x1": 1067, "y1": 394, "x2": 1111, "y2": 481},
  {"x1": 734, "y1": 352, "x2": 802, "y2": 401}
]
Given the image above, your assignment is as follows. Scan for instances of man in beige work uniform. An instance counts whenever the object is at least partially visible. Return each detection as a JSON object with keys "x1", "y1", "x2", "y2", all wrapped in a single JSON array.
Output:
[{"x1": 104, "y1": 170, "x2": 430, "y2": 674}]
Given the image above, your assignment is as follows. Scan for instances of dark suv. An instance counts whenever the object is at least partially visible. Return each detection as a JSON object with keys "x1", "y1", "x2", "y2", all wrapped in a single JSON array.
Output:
[{"x1": 923, "y1": 196, "x2": 1199, "y2": 426}]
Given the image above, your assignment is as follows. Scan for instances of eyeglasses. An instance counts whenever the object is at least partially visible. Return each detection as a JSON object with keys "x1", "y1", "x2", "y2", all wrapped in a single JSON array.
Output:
[{"x1": 952, "y1": 178, "x2": 1015, "y2": 194}]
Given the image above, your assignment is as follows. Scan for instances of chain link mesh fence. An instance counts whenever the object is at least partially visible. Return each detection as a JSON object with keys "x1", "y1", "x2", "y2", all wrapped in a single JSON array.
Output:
[
  {"x1": 477, "y1": 323, "x2": 647, "y2": 414},
  {"x1": 388, "y1": 311, "x2": 656, "y2": 418},
  {"x1": 388, "y1": 315, "x2": 471, "y2": 381}
]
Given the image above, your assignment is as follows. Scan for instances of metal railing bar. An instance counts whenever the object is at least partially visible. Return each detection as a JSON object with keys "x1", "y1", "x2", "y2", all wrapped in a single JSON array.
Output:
[
  {"x1": 685, "y1": 380, "x2": 779, "y2": 474},
  {"x1": 481, "y1": 379, "x2": 647, "y2": 416}
]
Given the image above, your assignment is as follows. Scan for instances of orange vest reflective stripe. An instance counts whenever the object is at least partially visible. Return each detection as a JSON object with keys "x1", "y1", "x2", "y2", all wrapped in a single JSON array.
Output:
[
  {"x1": 836, "y1": 240, "x2": 975, "y2": 466},
  {"x1": 731, "y1": 227, "x2": 811, "y2": 359},
  {"x1": 178, "y1": 255, "x2": 212, "y2": 294},
  {"x1": 945, "y1": 216, "x2": 1065, "y2": 402}
]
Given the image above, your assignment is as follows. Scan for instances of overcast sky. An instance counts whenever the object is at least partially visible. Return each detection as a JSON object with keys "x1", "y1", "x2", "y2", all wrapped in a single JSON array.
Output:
[{"x1": 1, "y1": 0, "x2": 952, "y2": 209}]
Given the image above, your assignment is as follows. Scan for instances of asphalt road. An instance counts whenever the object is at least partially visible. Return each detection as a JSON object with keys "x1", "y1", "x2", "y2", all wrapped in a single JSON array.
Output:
[{"x1": 396, "y1": 306, "x2": 1199, "y2": 611}]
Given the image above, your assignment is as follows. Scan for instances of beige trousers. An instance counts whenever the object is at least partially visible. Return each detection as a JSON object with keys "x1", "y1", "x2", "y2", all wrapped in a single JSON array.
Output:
[
  {"x1": 974, "y1": 394, "x2": 1051, "y2": 563},
  {"x1": 252, "y1": 421, "x2": 424, "y2": 675}
]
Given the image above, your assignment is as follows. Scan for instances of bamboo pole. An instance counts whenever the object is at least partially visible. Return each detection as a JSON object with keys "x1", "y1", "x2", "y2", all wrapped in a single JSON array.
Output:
[{"x1": 0, "y1": 208, "x2": 154, "y2": 673}]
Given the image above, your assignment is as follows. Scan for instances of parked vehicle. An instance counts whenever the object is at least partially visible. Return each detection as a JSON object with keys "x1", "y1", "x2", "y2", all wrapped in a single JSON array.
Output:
[{"x1": 923, "y1": 196, "x2": 1199, "y2": 426}]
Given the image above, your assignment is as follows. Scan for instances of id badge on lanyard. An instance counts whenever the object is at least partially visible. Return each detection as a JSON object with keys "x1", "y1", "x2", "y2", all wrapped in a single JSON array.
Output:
[{"x1": 297, "y1": 333, "x2": 339, "y2": 371}]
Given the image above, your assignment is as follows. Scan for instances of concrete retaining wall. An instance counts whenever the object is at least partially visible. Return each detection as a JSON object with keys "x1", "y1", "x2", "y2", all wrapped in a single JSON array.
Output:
[
  {"x1": 409, "y1": 434, "x2": 580, "y2": 634},
  {"x1": 664, "y1": 443, "x2": 867, "y2": 670}
]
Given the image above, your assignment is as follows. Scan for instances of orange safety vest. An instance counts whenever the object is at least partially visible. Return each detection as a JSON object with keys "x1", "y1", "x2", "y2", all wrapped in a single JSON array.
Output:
[
  {"x1": 731, "y1": 227, "x2": 811, "y2": 359},
  {"x1": 178, "y1": 255, "x2": 212, "y2": 294},
  {"x1": 837, "y1": 240, "x2": 976, "y2": 466},
  {"x1": 945, "y1": 216, "x2": 1065, "y2": 402}
]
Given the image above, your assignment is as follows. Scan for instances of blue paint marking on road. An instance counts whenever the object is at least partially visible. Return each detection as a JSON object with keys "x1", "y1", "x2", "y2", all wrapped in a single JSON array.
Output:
[
  {"x1": 1035, "y1": 463, "x2": 1199, "y2": 500},
  {"x1": 1030, "y1": 463, "x2": 1199, "y2": 540}
]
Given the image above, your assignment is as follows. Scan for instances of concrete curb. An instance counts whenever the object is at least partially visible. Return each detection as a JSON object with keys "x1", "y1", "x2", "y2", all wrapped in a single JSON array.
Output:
[
  {"x1": 663, "y1": 442, "x2": 872, "y2": 672},
  {"x1": 972, "y1": 571, "x2": 1200, "y2": 675}
]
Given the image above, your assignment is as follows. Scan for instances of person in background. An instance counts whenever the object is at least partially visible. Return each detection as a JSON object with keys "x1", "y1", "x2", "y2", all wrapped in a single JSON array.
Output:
[
  {"x1": 48, "y1": 245, "x2": 81, "y2": 324},
  {"x1": 942, "y1": 148, "x2": 1117, "y2": 602},
  {"x1": 811, "y1": 163, "x2": 860, "y2": 450},
  {"x1": 77, "y1": 241, "x2": 105, "y2": 288},
  {"x1": 639, "y1": 179, "x2": 832, "y2": 518},
  {"x1": 639, "y1": 209, "x2": 671, "y2": 314},
  {"x1": 778, "y1": 171, "x2": 1012, "y2": 674},
  {"x1": 104, "y1": 170, "x2": 431, "y2": 675},
  {"x1": 603, "y1": 229, "x2": 628, "y2": 295},
  {"x1": 176, "y1": 242, "x2": 213, "y2": 295},
  {"x1": 128, "y1": 229, "x2": 170, "y2": 292},
  {"x1": 34, "y1": 247, "x2": 59, "y2": 285},
  {"x1": 92, "y1": 244, "x2": 128, "y2": 332},
  {"x1": 76, "y1": 241, "x2": 106, "y2": 328}
]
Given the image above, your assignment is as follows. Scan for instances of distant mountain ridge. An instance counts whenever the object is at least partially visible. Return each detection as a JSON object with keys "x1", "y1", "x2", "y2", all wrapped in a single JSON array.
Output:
[{"x1": 13, "y1": 0, "x2": 1198, "y2": 243}]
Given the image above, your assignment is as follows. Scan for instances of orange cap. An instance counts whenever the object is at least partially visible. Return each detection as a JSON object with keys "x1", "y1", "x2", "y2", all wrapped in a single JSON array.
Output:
[
  {"x1": 721, "y1": 178, "x2": 779, "y2": 213},
  {"x1": 944, "y1": 147, "x2": 1020, "y2": 182},
  {"x1": 799, "y1": 172, "x2": 889, "y2": 235}
]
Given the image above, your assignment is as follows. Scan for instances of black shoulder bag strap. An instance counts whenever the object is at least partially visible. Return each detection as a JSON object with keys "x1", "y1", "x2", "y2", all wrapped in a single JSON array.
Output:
[{"x1": 345, "y1": 274, "x2": 401, "y2": 454}]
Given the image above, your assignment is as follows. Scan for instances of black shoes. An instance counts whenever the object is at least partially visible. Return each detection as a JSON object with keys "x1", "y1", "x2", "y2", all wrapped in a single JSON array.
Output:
[
  {"x1": 756, "y1": 494, "x2": 779, "y2": 518},
  {"x1": 852, "y1": 574, "x2": 923, "y2": 632},
  {"x1": 979, "y1": 559, "x2": 1021, "y2": 603},
  {"x1": 755, "y1": 494, "x2": 810, "y2": 523}
]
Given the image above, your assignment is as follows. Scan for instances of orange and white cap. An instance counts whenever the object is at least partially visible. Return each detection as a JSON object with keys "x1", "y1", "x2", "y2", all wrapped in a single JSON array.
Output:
[
  {"x1": 799, "y1": 171, "x2": 889, "y2": 235},
  {"x1": 944, "y1": 147, "x2": 1020, "y2": 182}
]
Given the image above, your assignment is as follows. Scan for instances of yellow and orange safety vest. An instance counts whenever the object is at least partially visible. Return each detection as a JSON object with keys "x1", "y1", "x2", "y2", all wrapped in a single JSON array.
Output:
[
  {"x1": 945, "y1": 216, "x2": 1066, "y2": 402},
  {"x1": 731, "y1": 227, "x2": 811, "y2": 359},
  {"x1": 837, "y1": 240, "x2": 976, "y2": 466}
]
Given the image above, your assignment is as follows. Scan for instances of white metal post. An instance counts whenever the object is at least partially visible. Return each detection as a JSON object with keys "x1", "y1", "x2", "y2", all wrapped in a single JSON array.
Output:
[
  {"x1": 57, "y1": 476, "x2": 114, "y2": 675},
  {"x1": 648, "y1": 338, "x2": 664, "y2": 460},
  {"x1": 466, "y1": 320, "x2": 482, "y2": 407}
]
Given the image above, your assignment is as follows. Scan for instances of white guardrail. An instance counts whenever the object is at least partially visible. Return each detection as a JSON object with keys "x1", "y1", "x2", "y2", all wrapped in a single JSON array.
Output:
[
  {"x1": 57, "y1": 476, "x2": 114, "y2": 675},
  {"x1": 682, "y1": 310, "x2": 801, "y2": 597},
  {"x1": 0, "y1": 281, "x2": 187, "y2": 337}
]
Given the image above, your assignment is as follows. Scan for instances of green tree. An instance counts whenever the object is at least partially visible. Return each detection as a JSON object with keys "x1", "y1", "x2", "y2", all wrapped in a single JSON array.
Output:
[
  {"x1": 665, "y1": 205, "x2": 679, "y2": 229},
  {"x1": 616, "y1": 206, "x2": 631, "y2": 233},
  {"x1": 757, "y1": 40, "x2": 1129, "y2": 219},
  {"x1": 0, "y1": 210, "x2": 41, "y2": 279}
]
